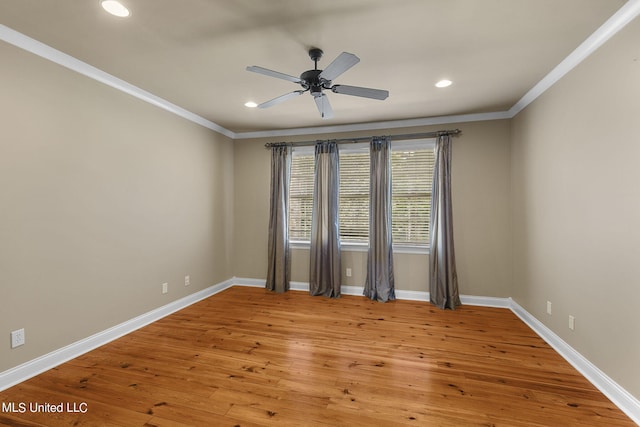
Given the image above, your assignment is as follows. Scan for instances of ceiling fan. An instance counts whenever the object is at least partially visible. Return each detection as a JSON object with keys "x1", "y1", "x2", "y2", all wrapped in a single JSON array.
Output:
[{"x1": 246, "y1": 48, "x2": 389, "y2": 119}]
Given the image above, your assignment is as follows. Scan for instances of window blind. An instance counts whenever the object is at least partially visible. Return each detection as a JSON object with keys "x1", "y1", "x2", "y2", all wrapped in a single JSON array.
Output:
[
  {"x1": 391, "y1": 148, "x2": 434, "y2": 245},
  {"x1": 339, "y1": 151, "x2": 370, "y2": 243},
  {"x1": 289, "y1": 153, "x2": 314, "y2": 241},
  {"x1": 288, "y1": 141, "x2": 434, "y2": 247}
]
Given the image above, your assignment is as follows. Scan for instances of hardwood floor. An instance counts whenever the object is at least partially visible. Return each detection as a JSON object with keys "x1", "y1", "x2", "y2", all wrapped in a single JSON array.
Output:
[{"x1": 0, "y1": 286, "x2": 634, "y2": 426}]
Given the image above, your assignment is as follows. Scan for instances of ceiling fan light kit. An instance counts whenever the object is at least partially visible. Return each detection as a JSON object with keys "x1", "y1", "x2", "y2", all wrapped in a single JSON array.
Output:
[{"x1": 246, "y1": 47, "x2": 389, "y2": 119}]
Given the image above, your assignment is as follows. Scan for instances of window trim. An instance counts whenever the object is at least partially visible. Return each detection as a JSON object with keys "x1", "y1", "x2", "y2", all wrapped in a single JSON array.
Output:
[
  {"x1": 288, "y1": 138, "x2": 434, "y2": 255},
  {"x1": 291, "y1": 240, "x2": 429, "y2": 254},
  {"x1": 390, "y1": 138, "x2": 434, "y2": 252}
]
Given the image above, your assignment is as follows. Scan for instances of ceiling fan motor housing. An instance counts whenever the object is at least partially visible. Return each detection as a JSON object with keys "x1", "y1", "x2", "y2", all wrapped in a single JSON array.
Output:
[{"x1": 300, "y1": 69, "x2": 326, "y2": 96}]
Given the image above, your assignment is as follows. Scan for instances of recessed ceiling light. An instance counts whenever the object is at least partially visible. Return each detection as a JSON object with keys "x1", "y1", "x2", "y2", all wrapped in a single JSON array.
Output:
[
  {"x1": 244, "y1": 101, "x2": 258, "y2": 108},
  {"x1": 101, "y1": 0, "x2": 130, "y2": 17},
  {"x1": 435, "y1": 79, "x2": 452, "y2": 88}
]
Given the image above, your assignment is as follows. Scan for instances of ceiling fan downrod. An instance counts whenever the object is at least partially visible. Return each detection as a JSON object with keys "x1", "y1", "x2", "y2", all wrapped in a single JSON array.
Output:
[
  {"x1": 308, "y1": 47, "x2": 323, "y2": 70},
  {"x1": 301, "y1": 48, "x2": 326, "y2": 96}
]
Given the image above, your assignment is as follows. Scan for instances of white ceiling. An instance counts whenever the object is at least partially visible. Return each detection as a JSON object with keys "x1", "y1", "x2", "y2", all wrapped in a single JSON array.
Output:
[{"x1": 0, "y1": 0, "x2": 633, "y2": 136}]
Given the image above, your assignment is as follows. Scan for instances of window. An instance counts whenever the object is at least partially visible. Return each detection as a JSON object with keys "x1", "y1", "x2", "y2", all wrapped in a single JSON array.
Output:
[
  {"x1": 288, "y1": 139, "x2": 434, "y2": 250},
  {"x1": 391, "y1": 141, "x2": 434, "y2": 246},
  {"x1": 289, "y1": 151, "x2": 314, "y2": 241},
  {"x1": 338, "y1": 145, "x2": 370, "y2": 243}
]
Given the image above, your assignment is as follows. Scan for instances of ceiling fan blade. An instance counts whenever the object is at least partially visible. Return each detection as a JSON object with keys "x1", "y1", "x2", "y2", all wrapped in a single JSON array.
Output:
[
  {"x1": 258, "y1": 90, "x2": 305, "y2": 109},
  {"x1": 246, "y1": 65, "x2": 302, "y2": 84},
  {"x1": 314, "y1": 94, "x2": 334, "y2": 119},
  {"x1": 318, "y1": 52, "x2": 360, "y2": 82},
  {"x1": 331, "y1": 84, "x2": 389, "y2": 100}
]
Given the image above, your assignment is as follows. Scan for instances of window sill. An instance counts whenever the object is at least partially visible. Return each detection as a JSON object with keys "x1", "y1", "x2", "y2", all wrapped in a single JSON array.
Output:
[
  {"x1": 290, "y1": 241, "x2": 429, "y2": 255},
  {"x1": 394, "y1": 245, "x2": 430, "y2": 255}
]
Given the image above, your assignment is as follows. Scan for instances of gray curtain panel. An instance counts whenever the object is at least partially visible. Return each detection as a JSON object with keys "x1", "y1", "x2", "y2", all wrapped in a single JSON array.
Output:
[
  {"x1": 429, "y1": 135, "x2": 461, "y2": 309},
  {"x1": 309, "y1": 141, "x2": 341, "y2": 298},
  {"x1": 364, "y1": 137, "x2": 396, "y2": 302},
  {"x1": 266, "y1": 145, "x2": 291, "y2": 293}
]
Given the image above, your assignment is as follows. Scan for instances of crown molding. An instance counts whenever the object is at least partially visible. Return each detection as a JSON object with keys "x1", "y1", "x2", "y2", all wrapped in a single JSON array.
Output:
[
  {"x1": 508, "y1": 0, "x2": 640, "y2": 117},
  {"x1": 3, "y1": 0, "x2": 640, "y2": 140},
  {"x1": 0, "y1": 24, "x2": 235, "y2": 140},
  {"x1": 232, "y1": 111, "x2": 511, "y2": 140}
]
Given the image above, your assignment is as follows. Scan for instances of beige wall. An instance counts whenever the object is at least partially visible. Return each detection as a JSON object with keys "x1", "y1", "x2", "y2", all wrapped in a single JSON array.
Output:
[
  {"x1": 510, "y1": 18, "x2": 640, "y2": 397},
  {"x1": 0, "y1": 42, "x2": 234, "y2": 371},
  {"x1": 233, "y1": 120, "x2": 512, "y2": 297},
  {"x1": 6, "y1": 11, "x2": 637, "y2": 406}
]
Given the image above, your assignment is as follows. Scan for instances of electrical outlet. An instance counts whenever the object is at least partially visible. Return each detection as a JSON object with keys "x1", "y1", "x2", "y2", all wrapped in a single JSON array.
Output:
[
  {"x1": 162, "y1": 283, "x2": 168, "y2": 294},
  {"x1": 546, "y1": 301, "x2": 552, "y2": 315},
  {"x1": 569, "y1": 315, "x2": 575, "y2": 331},
  {"x1": 346, "y1": 268, "x2": 352, "y2": 277},
  {"x1": 11, "y1": 329, "x2": 25, "y2": 348},
  {"x1": 185, "y1": 275, "x2": 190, "y2": 286}
]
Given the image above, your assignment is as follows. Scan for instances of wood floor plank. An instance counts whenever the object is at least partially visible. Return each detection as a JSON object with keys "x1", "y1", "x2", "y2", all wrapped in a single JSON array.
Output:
[{"x1": 0, "y1": 287, "x2": 634, "y2": 426}]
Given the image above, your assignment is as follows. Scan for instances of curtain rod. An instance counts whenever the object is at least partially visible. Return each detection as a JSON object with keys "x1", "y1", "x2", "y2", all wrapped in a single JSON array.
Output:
[{"x1": 264, "y1": 129, "x2": 461, "y2": 149}]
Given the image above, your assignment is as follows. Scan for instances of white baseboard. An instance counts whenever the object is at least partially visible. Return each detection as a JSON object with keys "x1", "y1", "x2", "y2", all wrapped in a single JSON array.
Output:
[
  {"x1": 234, "y1": 278, "x2": 428, "y2": 300},
  {"x1": 461, "y1": 294, "x2": 510, "y2": 308},
  {"x1": 509, "y1": 298, "x2": 640, "y2": 425},
  {"x1": 232, "y1": 277, "x2": 265, "y2": 288},
  {"x1": 291, "y1": 281, "x2": 309, "y2": 291},
  {"x1": 233, "y1": 278, "x2": 365, "y2": 296},
  {"x1": 0, "y1": 278, "x2": 235, "y2": 392},
  {"x1": 232, "y1": 277, "x2": 510, "y2": 307},
  {"x1": 2, "y1": 277, "x2": 638, "y2": 425}
]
